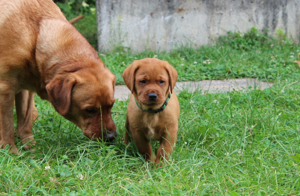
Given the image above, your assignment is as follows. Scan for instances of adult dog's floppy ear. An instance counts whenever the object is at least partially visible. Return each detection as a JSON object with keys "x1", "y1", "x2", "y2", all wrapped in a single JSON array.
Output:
[
  {"x1": 163, "y1": 61, "x2": 178, "y2": 93},
  {"x1": 46, "y1": 75, "x2": 76, "y2": 116},
  {"x1": 122, "y1": 61, "x2": 140, "y2": 92}
]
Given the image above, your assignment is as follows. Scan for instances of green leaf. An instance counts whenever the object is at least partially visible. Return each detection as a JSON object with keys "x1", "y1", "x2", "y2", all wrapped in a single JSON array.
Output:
[
  {"x1": 291, "y1": 154, "x2": 300, "y2": 163},
  {"x1": 229, "y1": 191, "x2": 240, "y2": 196}
]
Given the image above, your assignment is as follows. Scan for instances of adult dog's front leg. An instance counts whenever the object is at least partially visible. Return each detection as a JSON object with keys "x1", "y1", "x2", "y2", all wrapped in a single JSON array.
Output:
[
  {"x1": 15, "y1": 90, "x2": 37, "y2": 152},
  {"x1": 0, "y1": 86, "x2": 18, "y2": 153}
]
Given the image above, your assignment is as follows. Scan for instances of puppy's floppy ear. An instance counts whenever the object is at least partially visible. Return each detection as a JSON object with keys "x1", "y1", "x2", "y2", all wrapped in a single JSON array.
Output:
[
  {"x1": 164, "y1": 61, "x2": 178, "y2": 93},
  {"x1": 122, "y1": 61, "x2": 140, "y2": 92},
  {"x1": 46, "y1": 75, "x2": 76, "y2": 116}
]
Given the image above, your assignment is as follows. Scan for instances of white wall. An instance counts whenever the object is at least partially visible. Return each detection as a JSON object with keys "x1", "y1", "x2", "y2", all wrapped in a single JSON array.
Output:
[{"x1": 96, "y1": 0, "x2": 300, "y2": 53}]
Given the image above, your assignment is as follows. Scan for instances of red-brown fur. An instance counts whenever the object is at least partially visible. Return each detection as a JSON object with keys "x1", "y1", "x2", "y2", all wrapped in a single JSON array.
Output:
[
  {"x1": 122, "y1": 58, "x2": 180, "y2": 166},
  {"x1": 0, "y1": 0, "x2": 117, "y2": 153}
]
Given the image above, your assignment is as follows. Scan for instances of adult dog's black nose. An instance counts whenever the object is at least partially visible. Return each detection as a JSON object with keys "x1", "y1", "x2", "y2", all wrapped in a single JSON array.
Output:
[
  {"x1": 104, "y1": 131, "x2": 117, "y2": 142},
  {"x1": 148, "y1": 93, "x2": 157, "y2": 101}
]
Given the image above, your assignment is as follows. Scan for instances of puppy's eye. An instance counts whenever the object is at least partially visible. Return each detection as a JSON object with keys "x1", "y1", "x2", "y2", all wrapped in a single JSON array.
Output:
[
  {"x1": 159, "y1": 80, "x2": 165, "y2": 85},
  {"x1": 85, "y1": 108, "x2": 98, "y2": 114},
  {"x1": 140, "y1": 80, "x2": 146, "y2": 84}
]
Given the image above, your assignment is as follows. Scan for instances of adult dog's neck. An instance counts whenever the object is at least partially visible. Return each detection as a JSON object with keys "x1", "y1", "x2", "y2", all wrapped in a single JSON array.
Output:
[{"x1": 35, "y1": 19, "x2": 102, "y2": 99}]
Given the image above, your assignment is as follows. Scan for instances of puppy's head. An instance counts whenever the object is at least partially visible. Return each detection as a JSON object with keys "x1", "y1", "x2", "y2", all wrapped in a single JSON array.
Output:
[
  {"x1": 46, "y1": 62, "x2": 117, "y2": 141},
  {"x1": 122, "y1": 58, "x2": 177, "y2": 109}
]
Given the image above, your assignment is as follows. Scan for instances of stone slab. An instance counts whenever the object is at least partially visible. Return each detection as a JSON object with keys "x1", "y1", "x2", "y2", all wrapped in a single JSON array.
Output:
[{"x1": 114, "y1": 78, "x2": 273, "y2": 101}]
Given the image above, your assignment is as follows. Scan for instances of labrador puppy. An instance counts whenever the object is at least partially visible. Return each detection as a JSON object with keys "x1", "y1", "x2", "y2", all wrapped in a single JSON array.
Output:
[
  {"x1": 0, "y1": 0, "x2": 117, "y2": 153},
  {"x1": 122, "y1": 58, "x2": 180, "y2": 166}
]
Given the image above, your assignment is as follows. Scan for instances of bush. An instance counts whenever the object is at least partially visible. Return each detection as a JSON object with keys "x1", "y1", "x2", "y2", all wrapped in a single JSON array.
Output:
[{"x1": 217, "y1": 27, "x2": 273, "y2": 51}]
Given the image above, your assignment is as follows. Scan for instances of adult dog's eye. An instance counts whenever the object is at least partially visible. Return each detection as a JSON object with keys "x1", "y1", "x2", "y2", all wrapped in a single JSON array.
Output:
[
  {"x1": 159, "y1": 80, "x2": 165, "y2": 85},
  {"x1": 85, "y1": 108, "x2": 98, "y2": 114},
  {"x1": 140, "y1": 80, "x2": 146, "y2": 84}
]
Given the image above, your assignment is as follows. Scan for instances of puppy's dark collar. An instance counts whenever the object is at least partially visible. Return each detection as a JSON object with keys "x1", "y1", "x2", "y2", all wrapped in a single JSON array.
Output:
[{"x1": 135, "y1": 93, "x2": 171, "y2": 113}]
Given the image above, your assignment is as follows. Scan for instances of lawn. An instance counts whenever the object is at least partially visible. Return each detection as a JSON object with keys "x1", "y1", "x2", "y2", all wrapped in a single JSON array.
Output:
[
  {"x1": 1, "y1": 14, "x2": 300, "y2": 196},
  {"x1": 2, "y1": 75, "x2": 300, "y2": 195},
  {"x1": 100, "y1": 28, "x2": 300, "y2": 86}
]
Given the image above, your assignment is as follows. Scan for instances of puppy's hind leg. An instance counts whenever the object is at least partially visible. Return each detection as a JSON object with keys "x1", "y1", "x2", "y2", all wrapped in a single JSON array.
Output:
[{"x1": 15, "y1": 90, "x2": 37, "y2": 152}]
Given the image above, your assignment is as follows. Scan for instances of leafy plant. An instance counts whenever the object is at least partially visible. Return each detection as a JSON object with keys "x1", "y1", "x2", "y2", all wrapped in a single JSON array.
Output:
[
  {"x1": 276, "y1": 29, "x2": 287, "y2": 44},
  {"x1": 217, "y1": 27, "x2": 273, "y2": 51}
]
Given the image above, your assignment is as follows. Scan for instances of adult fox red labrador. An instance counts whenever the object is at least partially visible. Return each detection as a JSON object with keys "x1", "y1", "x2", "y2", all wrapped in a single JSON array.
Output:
[{"x1": 0, "y1": 0, "x2": 117, "y2": 153}]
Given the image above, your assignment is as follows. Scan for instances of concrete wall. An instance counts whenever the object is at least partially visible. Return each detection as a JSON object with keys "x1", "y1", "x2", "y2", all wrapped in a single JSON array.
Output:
[{"x1": 96, "y1": 0, "x2": 300, "y2": 53}]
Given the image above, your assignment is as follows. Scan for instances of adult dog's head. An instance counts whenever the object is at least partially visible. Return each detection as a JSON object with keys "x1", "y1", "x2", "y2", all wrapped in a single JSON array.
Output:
[
  {"x1": 46, "y1": 60, "x2": 117, "y2": 141},
  {"x1": 122, "y1": 58, "x2": 178, "y2": 110}
]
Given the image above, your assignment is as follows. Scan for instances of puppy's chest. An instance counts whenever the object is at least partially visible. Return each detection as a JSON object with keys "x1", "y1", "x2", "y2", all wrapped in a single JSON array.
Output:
[{"x1": 142, "y1": 114, "x2": 164, "y2": 141}]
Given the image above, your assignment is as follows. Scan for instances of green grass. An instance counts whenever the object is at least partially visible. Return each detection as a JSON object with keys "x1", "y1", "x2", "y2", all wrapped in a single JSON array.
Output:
[
  {"x1": 100, "y1": 40, "x2": 300, "y2": 84},
  {"x1": 102, "y1": 29, "x2": 300, "y2": 85},
  {"x1": 2, "y1": 76, "x2": 300, "y2": 195},
  {"x1": 3, "y1": 10, "x2": 300, "y2": 194}
]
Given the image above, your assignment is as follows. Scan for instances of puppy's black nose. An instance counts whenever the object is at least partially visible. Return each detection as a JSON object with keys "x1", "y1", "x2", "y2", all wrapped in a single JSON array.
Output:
[{"x1": 148, "y1": 93, "x2": 157, "y2": 101}]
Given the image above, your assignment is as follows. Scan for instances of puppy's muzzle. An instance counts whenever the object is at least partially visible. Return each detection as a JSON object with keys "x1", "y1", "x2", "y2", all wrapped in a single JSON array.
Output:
[{"x1": 148, "y1": 93, "x2": 158, "y2": 101}]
